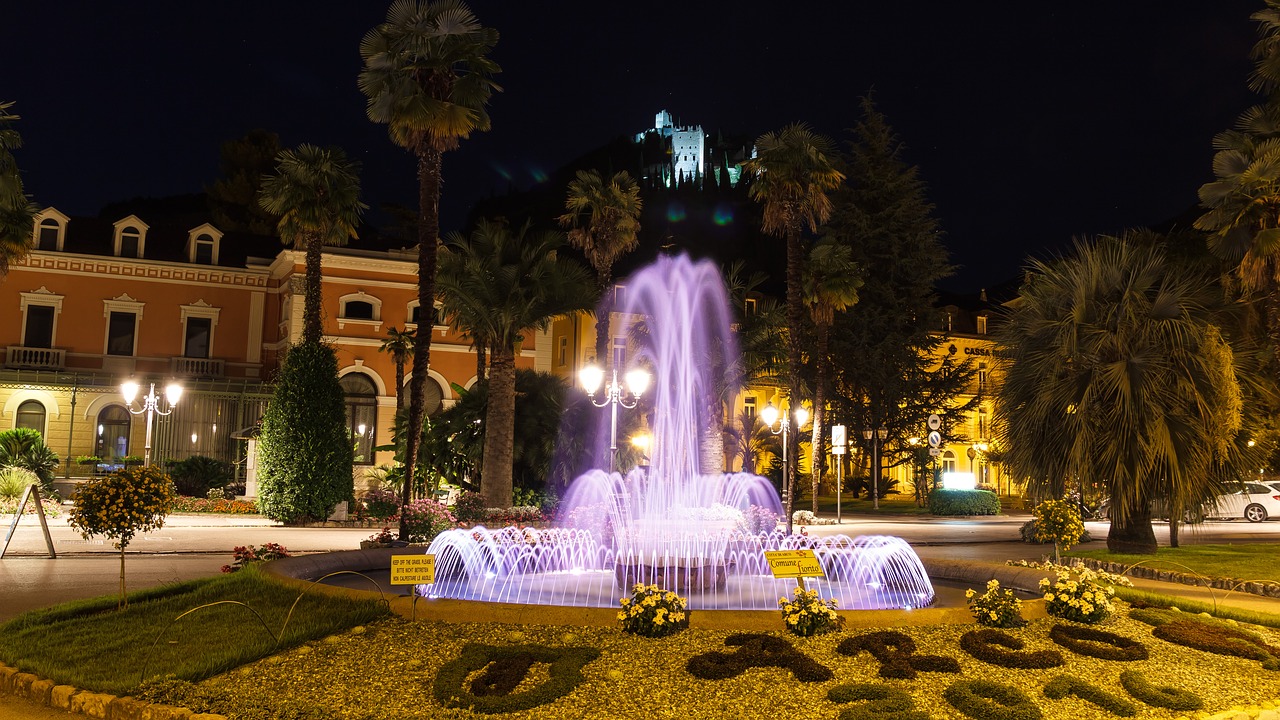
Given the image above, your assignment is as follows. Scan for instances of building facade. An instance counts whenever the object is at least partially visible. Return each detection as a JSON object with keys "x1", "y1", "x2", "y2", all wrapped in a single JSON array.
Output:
[{"x1": 1, "y1": 207, "x2": 548, "y2": 492}]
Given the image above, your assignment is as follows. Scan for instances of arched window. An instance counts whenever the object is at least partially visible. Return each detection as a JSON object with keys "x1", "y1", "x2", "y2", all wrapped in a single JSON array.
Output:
[
  {"x1": 119, "y1": 227, "x2": 142, "y2": 258},
  {"x1": 15, "y1": 400, "x2": 46, "y2": 433},
  {"x1": 941, "y1": 450, "x2": 957, "y2": 474},
  {"x1": 340, "y1": 373, "x2": 377, "y2": 465},
  {"x1": 95, "y1": 405, "x2": 131, "y2": 462},
  {"x1": 37, "y1": 218, "x2": 60, "y2": 251}
]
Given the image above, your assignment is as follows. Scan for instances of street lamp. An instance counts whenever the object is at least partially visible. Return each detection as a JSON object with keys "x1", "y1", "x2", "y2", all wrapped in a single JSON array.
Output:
[
  {"x1": 863, "y1": 426, "x2": 888, "y2": 510},
  {"x1": 761, "y1": 400, "x2": 809, "y2": 534},
  {"x1": 121, "y1": 380, "x2": 183, "y2": 466},
  {"x1": 580, "y1": 364, "x2": 650, "y2": 472}
]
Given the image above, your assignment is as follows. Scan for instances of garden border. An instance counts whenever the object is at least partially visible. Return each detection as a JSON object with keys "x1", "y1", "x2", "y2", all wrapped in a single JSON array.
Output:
[
  {"x1": 0, "y1": 661, "x2": 226, "y2": 720},
  {"x1": 1074, "y1": 558, "x2": 1280, "y2": 599}
]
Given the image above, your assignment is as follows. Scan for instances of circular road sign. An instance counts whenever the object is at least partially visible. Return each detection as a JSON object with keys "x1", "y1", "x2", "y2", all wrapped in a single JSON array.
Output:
[
  {"x1": 927, "y1": 414, "x2": 941, "y2": 431},
  {"x1": 927, "y1": 431, "x2": 942, "y2": 447}
]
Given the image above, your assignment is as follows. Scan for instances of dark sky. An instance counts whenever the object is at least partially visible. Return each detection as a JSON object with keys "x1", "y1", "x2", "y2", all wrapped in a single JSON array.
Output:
[{"x1": 4, "y1": 1, "x2": 1263, "y2": 291}]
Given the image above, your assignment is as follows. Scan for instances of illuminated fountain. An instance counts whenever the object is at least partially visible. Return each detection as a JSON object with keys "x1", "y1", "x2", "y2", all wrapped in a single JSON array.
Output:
[{"x1": 424, "y1": 255, "x2": 935, "y2": 610}]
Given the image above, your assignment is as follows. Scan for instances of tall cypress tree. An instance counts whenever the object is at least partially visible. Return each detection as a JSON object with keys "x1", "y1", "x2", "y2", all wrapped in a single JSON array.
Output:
[
  {"x1": 257, "y1": 342, "x2": 354, "y2": 523},
  {"x1": 825, "y1": 97, "x2": 977, "y2": 495}
]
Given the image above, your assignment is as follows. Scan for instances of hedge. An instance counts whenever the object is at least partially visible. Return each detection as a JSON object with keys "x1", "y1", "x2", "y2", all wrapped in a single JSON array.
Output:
[{"x1": 929, "y1": 489, "x2": 1001, "y2": 516}]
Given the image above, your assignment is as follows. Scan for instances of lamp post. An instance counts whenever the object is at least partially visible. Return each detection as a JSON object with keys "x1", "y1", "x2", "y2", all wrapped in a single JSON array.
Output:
[
  {"x1": 121, "y1": 381, "x2": 183, "y2": 467},
  {"x1": 579, "y1": 364, "x2": 650, "y2": 472},
  {"x1": 761, "y1": 401, "x2": 809, "y2": 534},
  {"x1": 863, "y1": 426, "x2": 888, "y2": 510}
]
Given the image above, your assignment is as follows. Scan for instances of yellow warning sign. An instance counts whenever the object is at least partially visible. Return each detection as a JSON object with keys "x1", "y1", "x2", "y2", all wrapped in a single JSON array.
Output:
[
  {"x1": 763, "y1": 549, "x2": 825, "y2": 579},
  {"x1": 390, "y1": 554, "x2": 435, "y2": 585}
]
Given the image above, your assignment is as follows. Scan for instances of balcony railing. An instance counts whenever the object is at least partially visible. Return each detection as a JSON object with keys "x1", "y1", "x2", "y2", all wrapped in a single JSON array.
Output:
[
  {"x1": 171, "y1": 356, "x2": 225, "y2": 378},
  {"x1": 4, "y1": 346, "x2": 65, "y2": 370}
]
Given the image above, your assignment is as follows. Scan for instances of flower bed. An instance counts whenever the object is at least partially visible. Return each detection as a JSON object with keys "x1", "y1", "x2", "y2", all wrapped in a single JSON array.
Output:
[
  {"x1": 133, "y1": 604, "x2": 1280, "y2": 720},
  {"x1": 169, "y1": 496, "x2": 259, "y2": 514}
]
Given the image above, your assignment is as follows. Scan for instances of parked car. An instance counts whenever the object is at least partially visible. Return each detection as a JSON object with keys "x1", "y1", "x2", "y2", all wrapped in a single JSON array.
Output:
[{"x1": 1201, "y1": 482, "x2": 1280, "y2": 522}]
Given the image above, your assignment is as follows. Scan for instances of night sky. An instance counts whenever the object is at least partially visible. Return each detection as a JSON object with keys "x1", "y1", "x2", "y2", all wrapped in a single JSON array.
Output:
[{"x1": 4, "y1": 1, "x2": 1263, "y2": 291}]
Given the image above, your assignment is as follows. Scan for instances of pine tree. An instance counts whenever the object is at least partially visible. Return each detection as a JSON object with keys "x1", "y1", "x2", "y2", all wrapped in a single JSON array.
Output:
[{"x1": 825, "y1": 97, "x2": 977, "y2": 494}]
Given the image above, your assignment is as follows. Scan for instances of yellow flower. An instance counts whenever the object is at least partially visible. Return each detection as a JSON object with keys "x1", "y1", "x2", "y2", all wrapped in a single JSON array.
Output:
[{"x1": 616, "y1": 611, "x2": 627, "y2": 621}]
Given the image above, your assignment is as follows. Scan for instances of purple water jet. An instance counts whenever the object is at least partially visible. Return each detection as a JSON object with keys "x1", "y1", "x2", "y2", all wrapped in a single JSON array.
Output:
[{"x1": 424, "y1": 255, "x2": 935, "y2": 610}]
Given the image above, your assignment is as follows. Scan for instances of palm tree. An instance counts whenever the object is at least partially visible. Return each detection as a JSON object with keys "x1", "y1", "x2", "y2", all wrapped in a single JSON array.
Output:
[
  {"x1": 359, "y1": 0, "x2": 501, "y2": 521},
  {"x1": 802, "y1": 237, "x2": 862, "y2": 512},
  {"x1": 437, "y1": 218, "x2": 592, "y2": 508},
  {"x1": 996, "y1": 234, "x2": 1247, "y2": 554},
  {"x1": 258, "y1": 145, "x2": 365, "y2": 345},
  {"x1": 558, "y1": 169, "x2": 643, "y2": 364},
  {"x1": 741, "y1": 123, "x2": 844, "y2": 529},
  {"x1": 0, "y1": 101, "x2": 37, "y2": 278},
  {"x1": 380, "y1": 326, "x2": 417, "y2": 414},
  {"x1": 1196, "y1": 2, "x2": 1280, "y2": 348}
]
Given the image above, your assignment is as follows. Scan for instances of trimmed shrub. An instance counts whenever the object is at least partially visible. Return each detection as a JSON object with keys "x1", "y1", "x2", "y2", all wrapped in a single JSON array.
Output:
[
  {"x1": 257, "y1": 341, "x2": 354, "y2": 523},
  {"x1": 828, "y1": 683, "x2": 929, "y2": 720},
  {"x1": 359, "y1": 487, "x2": 400, "y2": 521},
  {"x1": 836, "y1": 631, "x2": 960, "y2": 679},
  {"x1": 619, "y1": 584, "x2": 689, "y2": 638},
  {"x1": 1048, "y1": 624, "x2": 1147, "y2": 661},
  {"x1": 959, "y1": 629, "x2": 1064, "y2": 669},
  {"x1": 167, "y1": 455, "x2": 233, "y2": 497},
  {"x1": 433, "y1": 643, "x2": 599, "y2": 714},
  {"x1": 943, "y1": 679, "x2": 1041, "y2": 720},
  {"x1": 1118, "y1": 670, "x2": 1202, "y2": 712},
  {"x1": 687, "y1": 633, "x2": 833, "y2": 682},
  {"x1": 929, "y1": 489, "x2": 1000, "y2": 516},
  {"x1": 1043, "y1": 675, "x2": 1137, "y2": 717}
]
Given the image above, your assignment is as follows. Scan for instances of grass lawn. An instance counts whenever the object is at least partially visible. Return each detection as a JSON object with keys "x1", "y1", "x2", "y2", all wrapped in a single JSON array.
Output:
[
  {"x1": 809, "y1": 493, "x2": 933, "y2": 516},
  {"x1": 135, "y1": 606, "x2": 1280, "y2": 720},
  {"x1": 0, "y1": 566, "x2": 389, "y2": 695},
  {"x1": 1067, "y1": 544, "x2": 1280, "y2": 585}
]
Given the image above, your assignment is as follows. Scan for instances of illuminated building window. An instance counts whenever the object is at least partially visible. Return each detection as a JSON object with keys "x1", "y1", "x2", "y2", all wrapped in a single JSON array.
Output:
[
  {"x1": 558, "y1": 336, "x2": 568, "y2": 366},
  {"x1": 340, "y1": 372, "x2": 377, "y2": 465},
  {"x1": 15, "y1": 400, "x2": 46, "y2": 433},
  {"x1": 95, "y1": 405, "x2": 130, "y2": 462},
  {"x1": 743, "y1": 396, "x2": 757, "y2": 419},
  {"x1": 180, "y1": 301, "x2": 220, "y2": 360},
  {"x1": 976, "y1": 315, "x2": 988, "y2": 334}
]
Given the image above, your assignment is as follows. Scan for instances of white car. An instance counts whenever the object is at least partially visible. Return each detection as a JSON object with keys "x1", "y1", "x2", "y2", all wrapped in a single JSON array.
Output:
[{"x1": 1202, "y1": 482, "x2": 1280, "y2": 522}]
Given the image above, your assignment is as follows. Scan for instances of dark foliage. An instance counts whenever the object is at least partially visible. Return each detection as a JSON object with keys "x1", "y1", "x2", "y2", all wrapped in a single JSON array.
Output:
[
  {"x1": 1118, "y1": 670, "x2": 1203, "y2": 712},
  {"x1": 827, "y1": 683, "x2": 929, "y2": 720},
  {"x1": 836, "y1": 631, "x2": 960, "y2": 679},
  {"x1": 167, "y1": 455, "x2": 233, "y2": 497},
  {"x1": 1043, "y1": 674, "x2": 1137, "y2": 717},
  {"x1": 943, "y1": 679, "x2": 1042, "y2": 720},
  {"x1": 1048, "y1": 624, "x2": 1147, "y2": 661},
  {"x1": 433, "y1": 643, "x2": 600, "y2": 714},
  {"x1": 958, "y1": 629, "x2": 1064, "y2": 669},
  {"x1": 686, "y1": 633, "x2": 832, "y2": 683},
  {"x1": 1152, "y1": 619, "x2": 1280, "y2": 669},
  {"x1": 0, "y1": 427, "x2": 59, "y2": 493}
]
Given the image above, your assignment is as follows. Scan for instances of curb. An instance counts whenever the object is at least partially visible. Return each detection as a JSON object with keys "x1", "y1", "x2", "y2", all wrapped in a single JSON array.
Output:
[
  {"x1": 1075, "y1": 558, "x2": 1280, "y2": 600},
  {"x1": 0, "y1": 662, "x2": 224, "y2": 720}
]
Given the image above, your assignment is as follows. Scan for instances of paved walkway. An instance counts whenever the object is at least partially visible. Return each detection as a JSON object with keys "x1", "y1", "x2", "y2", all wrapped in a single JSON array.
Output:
[{"x1": 3, "y1": 510, "x2": 1280, "y2": 718}]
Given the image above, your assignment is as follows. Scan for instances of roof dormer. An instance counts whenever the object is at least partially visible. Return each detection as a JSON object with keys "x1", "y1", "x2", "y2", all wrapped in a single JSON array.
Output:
[
  {"x1": 185, "y1": 222, "x2": 223, "y2": 265},
  {"x1": 31, "y1": 207, "x2": 69, "y2": 252},
  {"x1": 112, "y1": 215, "x2": 149, "y2": 259}
]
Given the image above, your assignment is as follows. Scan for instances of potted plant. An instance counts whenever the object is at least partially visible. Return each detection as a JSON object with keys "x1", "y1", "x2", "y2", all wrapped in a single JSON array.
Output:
[
  {"x1": 360, "y1": 527, "x2": 404, "y2": 549},
  {"x1": 75, "y1": 455, "x2": 102, "y2": 466},
  {"x1": 122, "y1": 455, "x2": 144, "y2": 468}
]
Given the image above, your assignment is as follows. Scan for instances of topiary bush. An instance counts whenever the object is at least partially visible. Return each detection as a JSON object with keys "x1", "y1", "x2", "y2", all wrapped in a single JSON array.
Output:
[
  {"x1": 687, "y1": 633, "x2": 833, "y2": 682},
  {"x1": 1048, "y1": 624, "x2": 1147, "y2": 661},
  {"x1": 837, "y1": 631, "x2": 960, "y2": 679},
  {"x1": 257, "y1": 341, "x2": 354, "y2": 524},
  {"x1": 958, "y1": 629, "x2": 1064, "y2": 669},
  {"x1": 929, "y1": 488, "x2": 1000, "y2": 516},
  {"x1": 943, "y1": 679, "x2": 1041, "y2": 720},
  {"x1": 1118, "y1": 670, "x2": 1203, "y2": 711},
  {"x1": 167, "y1": 455, "x2": 233, "y2": 497},
  {"x1": 1020, "y1": 518, "x2": 1092, "y2": 545},
  {"x1": 1043, "y1": 675, "x2": 1137, "y2": 717}
]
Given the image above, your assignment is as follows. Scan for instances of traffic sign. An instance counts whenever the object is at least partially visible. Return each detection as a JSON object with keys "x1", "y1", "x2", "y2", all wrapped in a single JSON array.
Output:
[
  {"x1": 929, "y1": 448, "x2": 942, "y2": 457},
  {"x1": 831, "y1": 425, "x2": 847, "y2": 455},
  {"x1": 927, "y1": 431, "x2": 942, "y2": 447},
  {"x1": 927, "y1": 414, "x2": 941, "y2": 431}
]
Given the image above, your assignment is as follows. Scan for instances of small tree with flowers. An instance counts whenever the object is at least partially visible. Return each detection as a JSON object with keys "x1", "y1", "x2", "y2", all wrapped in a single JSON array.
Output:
[
  {"x1": 1032, "y1": 498, "x2": 1085, "y2": 563},
  {"x1": 69, "y1": 466, "x2": 176, "y2": 608}
]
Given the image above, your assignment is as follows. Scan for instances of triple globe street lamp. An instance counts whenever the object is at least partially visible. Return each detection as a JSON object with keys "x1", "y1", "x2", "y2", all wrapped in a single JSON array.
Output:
[
  {"x1": 579, "y1": 364, "x2": 651, "y2": 472},
  {"x1": 863, "y1": 426, "x2": 888, "y2": 510},
  {"x1": 760, "y1": 400, "x2": 808, "y2": 534},
  {"x1": 120, "y1": 380, "x2": 183, "y2": 466}
]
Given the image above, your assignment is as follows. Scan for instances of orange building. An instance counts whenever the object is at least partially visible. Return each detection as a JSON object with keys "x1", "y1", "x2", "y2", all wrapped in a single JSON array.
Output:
[{"x1": 0, "y1": 206, "x2": 549, "y2": 494}]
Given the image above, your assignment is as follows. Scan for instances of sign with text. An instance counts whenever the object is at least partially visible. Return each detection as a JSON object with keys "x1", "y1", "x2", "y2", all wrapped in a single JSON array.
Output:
[
  {"x1": 831, "y1": 425, "x2": 847, "y2": 455},
  {"x1": 390, "y1": 554, "x2": 436, "y2": 585},
  {"x1": 764, "y1": 549, "x2": 826, "y2": 579}
]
